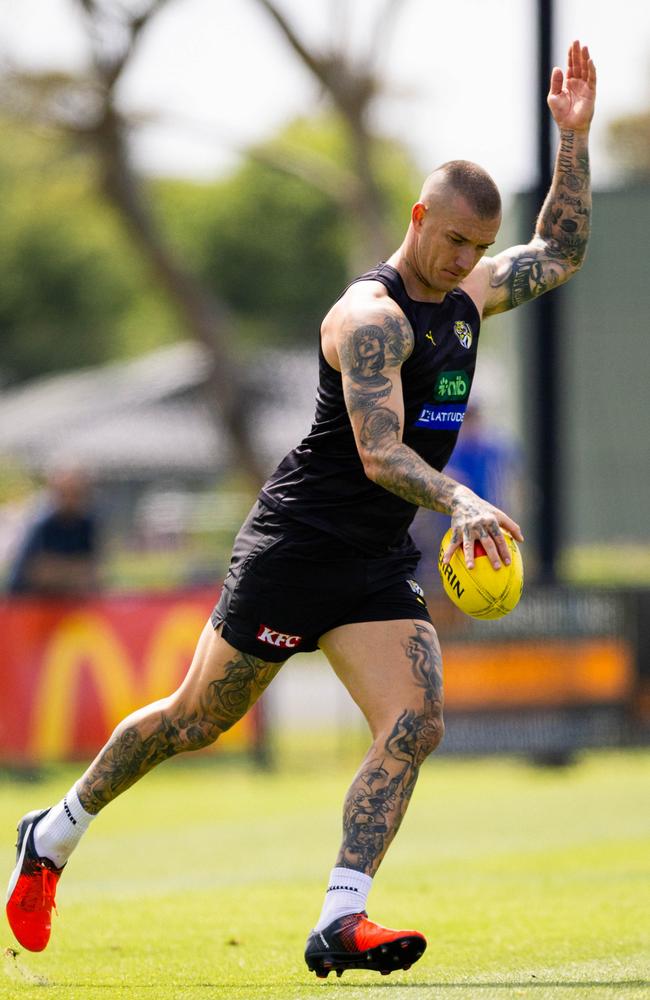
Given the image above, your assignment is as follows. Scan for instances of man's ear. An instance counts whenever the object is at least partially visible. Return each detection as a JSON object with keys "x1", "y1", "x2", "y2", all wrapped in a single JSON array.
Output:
[{"x1": 411, "y1": 202, "x2": 427, "y2": 229}]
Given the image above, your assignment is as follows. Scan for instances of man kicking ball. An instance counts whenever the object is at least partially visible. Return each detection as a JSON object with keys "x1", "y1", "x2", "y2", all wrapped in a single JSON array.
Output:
[{"x1": 7, "y1": 41, "x2": 595, "y2": 978}]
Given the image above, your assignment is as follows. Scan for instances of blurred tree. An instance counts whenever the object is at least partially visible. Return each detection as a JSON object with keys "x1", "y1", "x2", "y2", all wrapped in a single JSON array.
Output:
[
  {"x1": 254, "y1": 0, "x2": 410, "y2": 270},
  {"x1": 0, "y1": 0, "x2": 416, "y2": 479},
  {"x1": 607, "y1": 109, "x2": 650, "y2": 179},
  {"x1": 157, "y1": 116, "x2": 418, "y2": 346},
  {"x1": 0, "y1": 119, "x2": 179, "y2": 383},
  {"x1": 0, "y1": 0, "x2": 264, "y2": 482}
]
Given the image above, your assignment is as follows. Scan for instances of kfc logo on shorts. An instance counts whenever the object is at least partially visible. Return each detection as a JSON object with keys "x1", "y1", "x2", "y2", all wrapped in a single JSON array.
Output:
[{"x1": 257, "y1": 624, "x2": 303, "y2": 649}]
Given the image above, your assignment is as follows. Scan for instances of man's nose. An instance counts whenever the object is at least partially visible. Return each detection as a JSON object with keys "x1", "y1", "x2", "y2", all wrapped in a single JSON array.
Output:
[{"x1": 455, "y1": 246, "x2": 475, "y2": 270}]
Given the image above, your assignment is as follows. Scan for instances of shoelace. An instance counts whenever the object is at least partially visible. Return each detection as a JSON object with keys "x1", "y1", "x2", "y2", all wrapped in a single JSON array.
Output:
[{"x1": 15, "y1": 864, "x2": 58, "y2": 914}]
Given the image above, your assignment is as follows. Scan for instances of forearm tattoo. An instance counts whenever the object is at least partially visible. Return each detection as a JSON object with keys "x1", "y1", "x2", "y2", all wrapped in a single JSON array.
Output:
[
  {"x1": 371, "y1": 448, "x2": 460, "y2": 512},
  {"x1": 76, "y1": 652, "x2": 280, "y2": 813},
  {"x1": 337, "y1": 624, "x2": 443, "y2": 874},
  {"x1": 489, "y1": 128, "x2": 591, "y2": 310}
]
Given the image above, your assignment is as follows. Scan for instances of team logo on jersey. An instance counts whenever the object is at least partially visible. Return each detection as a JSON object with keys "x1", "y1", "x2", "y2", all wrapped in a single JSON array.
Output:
[
  {"x1": 406, "y1": 578, "x2": 427, "y2": 606},
  {"x1": 453, "y1": 320, "x2": 473, "y2": 349},
  {"x1": 433, "y1": 370, "x2": 469, "y2": 402},
  {"x1": 257, "y1": 624, "x2": 303, "y2": 649},
  {"x1": 425, "y1": 331, "x2": 436, "y2": 346}
]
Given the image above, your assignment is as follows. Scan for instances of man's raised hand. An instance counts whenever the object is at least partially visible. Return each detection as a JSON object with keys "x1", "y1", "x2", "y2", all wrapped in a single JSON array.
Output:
[{"x1": 548, "y1": 40, "x2": 596, "y2": 133}]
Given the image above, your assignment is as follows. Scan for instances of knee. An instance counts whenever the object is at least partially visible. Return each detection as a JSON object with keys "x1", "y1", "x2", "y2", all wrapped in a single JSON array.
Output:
[
  {"x1": 417, "y1": 704, "x2": 445, "y2": 758},
  {"x1": 380, "y1": 702, "x2": 445, "y2": 765}
]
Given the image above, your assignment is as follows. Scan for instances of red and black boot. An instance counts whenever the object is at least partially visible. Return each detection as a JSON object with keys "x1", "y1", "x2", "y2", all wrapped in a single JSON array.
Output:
[{"x1": 305, "y1": 911, "x2": 426, "y2": 978}]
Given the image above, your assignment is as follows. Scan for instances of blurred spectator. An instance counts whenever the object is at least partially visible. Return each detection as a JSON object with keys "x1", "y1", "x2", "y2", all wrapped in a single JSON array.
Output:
[
  {"x1": 7, "y1": 467, "x2": 101, "y2": 596},
  {"x1": 444, "y1": 403, "x2": 521, "y2": 513}
]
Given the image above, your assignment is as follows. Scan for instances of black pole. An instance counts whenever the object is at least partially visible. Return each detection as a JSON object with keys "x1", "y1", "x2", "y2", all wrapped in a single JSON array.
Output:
[{"x1": 533, "y1": 0, "x2": 559, "y2": 582}]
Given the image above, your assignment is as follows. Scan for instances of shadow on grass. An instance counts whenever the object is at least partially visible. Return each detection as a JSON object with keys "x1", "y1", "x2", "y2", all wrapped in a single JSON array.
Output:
[
  {"x1": 32, "y1": 981, "x2": 650, "y2": 991},
  {"x1": 331, "y1": 982, "x2": 650, "y2": 991}
]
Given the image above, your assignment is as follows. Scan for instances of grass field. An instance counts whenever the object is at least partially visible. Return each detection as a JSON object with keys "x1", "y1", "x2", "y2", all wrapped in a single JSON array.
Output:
[{"x1": 1, "y1": 738, "x2": 648, "y2": 1000}]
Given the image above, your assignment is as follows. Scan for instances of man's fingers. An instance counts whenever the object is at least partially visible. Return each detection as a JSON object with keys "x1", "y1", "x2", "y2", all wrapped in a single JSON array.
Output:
[
  {"x1": 443, "y1": 509, "x2": 524, "y2": 570},
  {"x1": 442, "y1": 529, "x2": 461, "y2": 565},
  {"x1": 491, "y1": 531, "x2": 512, "y2": 569},
  {"x1": 587, "y1": 56, "x2": 597, "y2": 89},
  {"x1": 463, "y1": 532, "x2": 476, "y2": 570},
  {"x1": 460, "y1": 526, "x2": 508, "y2": 571},
  {"x1": 549, "y1": 66, "x2": 563, "y2": 95},
  {"x1": 498, "y1": 513, "x2": 524, "y2": 543}
]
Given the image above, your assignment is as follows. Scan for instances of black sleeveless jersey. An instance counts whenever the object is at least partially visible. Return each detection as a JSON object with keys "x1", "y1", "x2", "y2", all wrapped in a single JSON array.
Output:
[{"x1": 260, "y1": 262, "x2": 481, "y2": 554}]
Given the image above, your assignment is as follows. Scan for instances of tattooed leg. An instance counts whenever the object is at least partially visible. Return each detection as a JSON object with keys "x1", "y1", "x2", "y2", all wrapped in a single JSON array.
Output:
[
  {"x1": 321, "y1": 620, "x2": 444, "y2": 876},
  {"x1": 76, "y1": 622, "x2": 283, "y2": 814}
]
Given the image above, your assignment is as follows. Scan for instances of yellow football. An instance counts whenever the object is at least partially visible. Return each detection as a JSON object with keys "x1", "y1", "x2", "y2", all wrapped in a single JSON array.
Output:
[{"x1": 438, "y1": 527, "x2": 523, "y2": 620}]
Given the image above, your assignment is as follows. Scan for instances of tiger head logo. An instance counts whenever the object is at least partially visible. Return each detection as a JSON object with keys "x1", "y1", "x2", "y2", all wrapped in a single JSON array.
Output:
[{"x1": 453, "y1": 321, "x2": 473, "y2": 349}]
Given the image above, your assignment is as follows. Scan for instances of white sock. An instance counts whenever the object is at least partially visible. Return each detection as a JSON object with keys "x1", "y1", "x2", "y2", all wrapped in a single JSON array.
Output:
[
  {"x1": 33, "y1": 785, "x2": 96, "y2": 868},
  {"x1": 314, "y1": 866, "x2": 373, "y2": 932}
]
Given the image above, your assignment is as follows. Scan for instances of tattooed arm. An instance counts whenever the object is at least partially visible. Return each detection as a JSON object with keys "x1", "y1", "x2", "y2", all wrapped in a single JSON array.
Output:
[
  {"x1": 471, "y1": 40, "x2": 596, "y2": 317},
  {"x1": 334, "y1": 298, "x2": 522, "y2": 568}
]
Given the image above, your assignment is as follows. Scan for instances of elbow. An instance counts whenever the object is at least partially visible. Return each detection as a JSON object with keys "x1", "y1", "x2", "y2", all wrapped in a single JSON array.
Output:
[
  {"x1": 553, "y1": 231, "x2": 591, "y2": 275},
  {"x1": 563, "y1": 252, "x2": 588, "y2": 283},
  {"x1": 360, "y1": 445, "x2": 397, "y2": 486},
  {"x1": 361, "y1": 452, "x2": 384, "y2": 484}
]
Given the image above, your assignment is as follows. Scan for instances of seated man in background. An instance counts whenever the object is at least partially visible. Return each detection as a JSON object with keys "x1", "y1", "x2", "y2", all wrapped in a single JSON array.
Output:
[{"x1": 7, "y1": 466, "x2": 100, "y2": 597}]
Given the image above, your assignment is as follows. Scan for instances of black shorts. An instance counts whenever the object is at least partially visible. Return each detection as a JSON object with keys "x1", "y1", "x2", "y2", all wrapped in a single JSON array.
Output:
[{"x1": 211, "y1": 500, "x2": 433, "y2": 662}]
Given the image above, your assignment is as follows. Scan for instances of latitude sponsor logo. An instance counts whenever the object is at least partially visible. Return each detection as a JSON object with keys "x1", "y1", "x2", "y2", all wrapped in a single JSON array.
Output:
[
  {"x1": 256, "y1": 624, "x2": 303, "y2": 649},
  {"x1": 414, "y1": 403, "x2": 467, "y2": 430},
  {"x1": 433, "y1": 370, "x2": 469, "y2": 402},
  {"x1": 453, "y1": 320, "x2": 473, "y2": 349}
]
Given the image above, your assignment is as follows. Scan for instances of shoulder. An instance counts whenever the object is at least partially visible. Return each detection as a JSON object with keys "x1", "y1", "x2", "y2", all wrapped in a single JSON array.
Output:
[
  {"x1": 324, "y1": 278, "x2": 404, "y2": 328},
  {"x1": 458, "y1": 258, "x2": 494, "y2": 317},
  {"x1": 322, "y1": 280, "x2": 413, "y2": 372}
]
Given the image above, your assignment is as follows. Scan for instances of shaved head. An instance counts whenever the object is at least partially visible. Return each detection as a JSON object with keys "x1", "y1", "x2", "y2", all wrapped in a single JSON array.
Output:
[{"x1": 420, "y1": 160, "x2": 501, "y2": 219}]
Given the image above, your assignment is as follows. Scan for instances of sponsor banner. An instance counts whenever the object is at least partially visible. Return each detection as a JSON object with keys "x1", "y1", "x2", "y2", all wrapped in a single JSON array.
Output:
[
  {"x1": 414, "y1": 403, "x2": 467, "y2": 429},
  {"x1": 0, "y1": 592, "x2": 260, "y2": 765},
  {"x1": 443, "y1": 638, "x2": 634, "y2": 710}
]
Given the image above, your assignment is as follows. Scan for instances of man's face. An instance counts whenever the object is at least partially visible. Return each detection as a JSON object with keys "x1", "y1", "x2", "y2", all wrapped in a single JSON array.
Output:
[
  {"x1": 354, "y1": 330, "x2": 384, "y2": 377},
  {"x1": 413, "y1": 192, "x2": 501, "y2": 295}
]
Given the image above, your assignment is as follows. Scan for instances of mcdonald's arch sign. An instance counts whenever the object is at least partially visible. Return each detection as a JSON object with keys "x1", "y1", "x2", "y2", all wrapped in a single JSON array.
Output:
[{"x1": 0, "y1": 591, "x2": 262, "y2": 765}]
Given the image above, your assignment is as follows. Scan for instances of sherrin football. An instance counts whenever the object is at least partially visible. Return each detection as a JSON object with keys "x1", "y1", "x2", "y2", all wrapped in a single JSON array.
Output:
[{"x1": 438, "y1": 527, "x2": 523, "y2": 620}]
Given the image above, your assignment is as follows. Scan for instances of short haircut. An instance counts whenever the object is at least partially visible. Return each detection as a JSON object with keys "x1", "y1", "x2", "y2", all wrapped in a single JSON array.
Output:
[{"x1": 423, "y1": 160, "x2": 502, "y2": 219}]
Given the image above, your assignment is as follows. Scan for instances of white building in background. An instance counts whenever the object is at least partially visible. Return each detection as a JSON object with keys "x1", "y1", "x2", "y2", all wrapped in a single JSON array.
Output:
[{"x1": 0, "y1": 341, "x2": 318, "y2": 579}]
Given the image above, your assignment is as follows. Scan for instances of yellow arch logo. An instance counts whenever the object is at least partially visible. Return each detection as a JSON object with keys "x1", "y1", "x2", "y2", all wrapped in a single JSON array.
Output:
[
  {"x1": 32, "y1": 612, "x2": 136, "y2": 759},
  {"x1": 29, "y1": 605, "x2": 249, "y2": 760}
]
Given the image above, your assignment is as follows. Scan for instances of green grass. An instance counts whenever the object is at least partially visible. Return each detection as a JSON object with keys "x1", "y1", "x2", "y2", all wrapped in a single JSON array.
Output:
[{"x1": 1, "y1": 740, "x2": 649, "y2": 1000}]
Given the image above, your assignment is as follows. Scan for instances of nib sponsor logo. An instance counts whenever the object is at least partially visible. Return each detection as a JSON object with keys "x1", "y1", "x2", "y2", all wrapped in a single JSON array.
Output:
[{"x1": 257, "y1": 624, "x2": 303, "y2": 649}]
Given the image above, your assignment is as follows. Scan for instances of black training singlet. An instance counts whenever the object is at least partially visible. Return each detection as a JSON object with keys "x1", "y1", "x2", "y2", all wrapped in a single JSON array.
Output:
[{"x1": 260, "y1": 262, "x2": 481, "y2": 554}]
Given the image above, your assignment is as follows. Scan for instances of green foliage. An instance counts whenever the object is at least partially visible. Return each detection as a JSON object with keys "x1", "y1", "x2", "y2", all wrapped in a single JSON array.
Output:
[
  {"x1": 202, "y1": 168, "x2": 345, "y2": 346},
  {"x1": 0, "y1": 121, "x2": 171, "y2": 384},
  {"x1": 156, "y1": 116, "x2": 420, "y2": 347},
  {"x1": 0, "y1": 114, "x2": 420, "y2": 381}
]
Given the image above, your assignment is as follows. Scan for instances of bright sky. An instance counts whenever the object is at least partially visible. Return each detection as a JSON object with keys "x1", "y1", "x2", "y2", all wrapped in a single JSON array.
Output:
[{"x1": 1, "y1": 0, "x2": 649, "y2": 192}]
